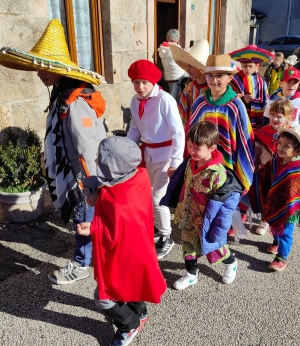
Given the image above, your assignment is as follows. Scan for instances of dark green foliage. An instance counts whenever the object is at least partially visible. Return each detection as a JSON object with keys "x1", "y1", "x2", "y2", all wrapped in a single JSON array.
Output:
[{"x1": 0, "y1": 126, "x2": 43, "y2": 193}]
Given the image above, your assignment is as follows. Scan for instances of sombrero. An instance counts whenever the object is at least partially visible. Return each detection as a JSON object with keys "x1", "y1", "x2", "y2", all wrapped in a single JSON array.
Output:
[
  {"x1": 170, "y1": 39, "x2": 209, "y2": 72},
  {"x1": 229, "y1": 44, "x2": 274, "y2": 64},
  {"x1": 204, "y1": 54, "x2": 238, "y2": 74},
  {"x1": 0, "y1": 19, "x2": 105, "y2": 85}
]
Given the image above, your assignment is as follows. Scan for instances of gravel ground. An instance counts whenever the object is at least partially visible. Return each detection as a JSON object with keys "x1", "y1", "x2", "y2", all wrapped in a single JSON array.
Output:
[{"x1": 1, "y1": 191, "x2": 300, "y2": 346}]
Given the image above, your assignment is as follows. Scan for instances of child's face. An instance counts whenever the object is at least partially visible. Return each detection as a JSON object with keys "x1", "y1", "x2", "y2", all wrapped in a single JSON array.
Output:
[
  {"x1": 280, "y1": 79, "x2": 300, "y2": 97},
  {"x1": 241, "y1": 63, "x2": 257, "y2": 76},
  {"x1": 133, "y1": 79, "x2": 154, "y2": 98},
  {"x1": 37, "y1": 70, "x2": 61, "y2": 86},
  {"x1": 187, "y1": 64, "x2": 202, "y2": 80},
  {"x1": 269, "y1": 111, "x2": 288, "y2": 129},
  {"x1": 205, "y1": 73, "x2": 233, "y2": 94},
  {"x1": 273, "y1": 57, "x2": 283, "y2": 68},
  {"x1": 277, "y1": 136, "x2": 299, "y2": 163},
  {"x1": 187, "y1": 139, "x2": 216, "y2": 163}
]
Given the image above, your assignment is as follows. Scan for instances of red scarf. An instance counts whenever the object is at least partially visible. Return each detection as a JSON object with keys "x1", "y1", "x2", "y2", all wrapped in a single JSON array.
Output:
[{"x1": 137, "y1": 97, "x2": 151, "y2": 119}]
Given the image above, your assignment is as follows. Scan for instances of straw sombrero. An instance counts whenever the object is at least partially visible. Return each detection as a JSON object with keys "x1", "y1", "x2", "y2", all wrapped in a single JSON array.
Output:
[
  {"x1": 229, "y1": 44, "x2": 274, "y2": 64},
  {"x1": 0, "y1": 19, "x2": 105, "y2": 85},
  {"x1": 285, "y1": 55, "x2": 299, "y2": 66},
  {"x1": 170, "y1": 39, "x2": 209, "y2": 72}
]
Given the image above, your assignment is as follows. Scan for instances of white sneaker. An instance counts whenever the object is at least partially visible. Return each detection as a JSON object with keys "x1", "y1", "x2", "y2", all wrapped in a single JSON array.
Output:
[
  {"x1": 222, "y1": 259, "x2": 238, "y2": 284},
  {"x1": 173, "y1": 270, "x2": 199, "y2": 290},
  {"x1": 256, "y1": 221, "x2": 269, "y2": 235}
]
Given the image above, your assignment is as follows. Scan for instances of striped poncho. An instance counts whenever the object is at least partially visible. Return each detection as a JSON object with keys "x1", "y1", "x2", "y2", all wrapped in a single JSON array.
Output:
[
  {"x1": 233, "y1": 71, "x2": 269, "y2": 132},
  {"x1": 249, "y1": 156, "x2": 300, "y2": 228},
  {"x1": 189, "y1": 86, "x2": 254, "y2": 191},
  {"x1": 178, "y1": 80, "x2": 208, "y2": 126}
]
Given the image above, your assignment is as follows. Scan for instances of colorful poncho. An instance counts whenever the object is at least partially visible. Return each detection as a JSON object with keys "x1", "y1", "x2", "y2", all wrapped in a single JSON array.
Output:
[
  {"x1": 189, "y1": 86, "x2": 254, "y2": 191},
  {"x1": 233, "y1": 71, "x2": 269, "y2": 132},
  {"x1": 249, "y1": 156, "x2": 300, "y2": 228}
]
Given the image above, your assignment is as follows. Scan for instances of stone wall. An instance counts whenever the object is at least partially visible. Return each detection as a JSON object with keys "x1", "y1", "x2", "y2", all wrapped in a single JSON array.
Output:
[{"x1": 0, "y1": 0, "x2": 251, "y2": 138}]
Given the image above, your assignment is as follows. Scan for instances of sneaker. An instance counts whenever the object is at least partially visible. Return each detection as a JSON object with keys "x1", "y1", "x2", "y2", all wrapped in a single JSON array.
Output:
[
  {"x1": 267, "y1": 244, "x2": 279, "y2": 255},
  {"x1": 154, "y1": 227, "x2": 160, "y2": 242},
  {"x1": 256, "y1": 221, "x2": 269, "y2": 235},
  {"x1": 110, "y1": 328, "x2": 139, "y2": 346},
  {"x1": 222, "y1": 259, "x2": 238, "y2": 284},
  {"x1": 173, "y1": 270, "x2": 199, "y2": 290},
  {"x1": 156, "y1": 236, "x2": 174, "y2": 259},
  {"x1": 137, "y1": 314, "x2": 148, "y2": 332},
  {"x1": 269, "y1": 258, "x2": 287, "y2": 271},
  {"x1": 48, "y1": 261, "x2": 89, "y2": 285}
]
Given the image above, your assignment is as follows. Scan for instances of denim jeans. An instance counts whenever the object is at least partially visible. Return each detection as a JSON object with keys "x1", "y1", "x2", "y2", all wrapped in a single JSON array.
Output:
[
  {"x1": 274, "y1": 222, "x2": 295, "y2": 259},
  {"x1": 72, "y1": 203, "x2": 94, "y2": 266}
]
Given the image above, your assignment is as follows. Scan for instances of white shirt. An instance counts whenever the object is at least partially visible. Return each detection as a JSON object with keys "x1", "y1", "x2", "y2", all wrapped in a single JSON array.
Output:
[
  {"x1": 263, "y1": 96, "x2": 300, "y2": 127},
  {"x1": 127, "y1": 83, "x2": 185, "y2": 168}
]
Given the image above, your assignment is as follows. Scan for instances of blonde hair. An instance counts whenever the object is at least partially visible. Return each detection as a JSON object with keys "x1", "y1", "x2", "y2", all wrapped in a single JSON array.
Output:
[{"x1": 269, "y1": 99, "x2": 293, "y2": 124}]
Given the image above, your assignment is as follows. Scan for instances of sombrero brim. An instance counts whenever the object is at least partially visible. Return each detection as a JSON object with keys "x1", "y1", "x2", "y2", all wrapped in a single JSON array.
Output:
[
  {"x1": 0, "y1": 47, "x2": 105, "y2": 85},
  {"x1": 170, "y1": 45, "x2": 206, "y2": 73},
  {"x1": 229, "y1": 46, "x2": 274, "y2": 64}
]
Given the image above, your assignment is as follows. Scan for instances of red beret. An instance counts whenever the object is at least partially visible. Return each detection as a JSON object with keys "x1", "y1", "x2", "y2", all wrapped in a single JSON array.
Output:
[{"x1": 128, "y1": 59, "x2": 162, "y2": 84}]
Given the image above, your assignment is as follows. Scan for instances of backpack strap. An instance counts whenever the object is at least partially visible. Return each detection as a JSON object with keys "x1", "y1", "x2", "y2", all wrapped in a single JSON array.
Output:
[{"x1": 59, "y1": 82, "x2": 106, "y2": 119}]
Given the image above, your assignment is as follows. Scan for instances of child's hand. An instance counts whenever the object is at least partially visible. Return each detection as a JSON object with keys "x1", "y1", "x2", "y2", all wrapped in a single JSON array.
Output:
[
  {"x1": 243, "y1": 94, "x2": 252, "y2": 103},
  {"x1": 77, "y1": 222, "x2": 91, "y2": 236},
  {"x1": 167, "y1": 167, "x2": 176, "y2": 178},
  {"x1": 86, "y1": 195, "x2": 98, "y2": 207}
]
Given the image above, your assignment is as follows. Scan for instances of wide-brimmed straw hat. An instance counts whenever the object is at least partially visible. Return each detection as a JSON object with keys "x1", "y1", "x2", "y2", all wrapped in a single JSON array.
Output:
[
  {"x1": 285, "y1": 55, "x2": 299, "y2": 66},
  {"x1": 278, "y1": 126, "x2": 300, "y2": 145},
  {"x1": 170, "y1": 39, "x2": 209, "y2": 72},
  {"x1": 204, "y1": 54, "x2": 238, "y2": 74},
  {"x1": 0, "y1": 19, "x2": 105, "y2": 85}
]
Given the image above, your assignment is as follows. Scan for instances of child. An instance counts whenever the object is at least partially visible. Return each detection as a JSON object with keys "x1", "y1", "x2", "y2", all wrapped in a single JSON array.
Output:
[
  {"x1": 250, "y1": 127, "x2": 300, "y2": 271},
  {"x1": 252, "y1": 99, "x2": 293, "y2": 235},
  {"x1": 127, "y1": 59, "x2": 185, "y2": 259},
  {"x1": 262, "y1": 67, "x2": 300, "y2": 127},
  {"x1": 188, "y1": 54, "x2": 254, "y2": 193},
  {"x1": 231, "y1": 56, "x2": 269, "y2": 132},
  {"x1": 162, "y1": 121, "x2": 244, "y2": 289},
  {"x1": 157, "y1": 29, "x2": 188, "y2": 101},
  {"x1": 170, "y1": 39, "x2": 210, "y2": 127},
  {"x1": 264, "y1": 52, "x2": 286, "y2": 95},
  {"x1": 80, "y1": 136, "x2": 167, "y2": 346}
]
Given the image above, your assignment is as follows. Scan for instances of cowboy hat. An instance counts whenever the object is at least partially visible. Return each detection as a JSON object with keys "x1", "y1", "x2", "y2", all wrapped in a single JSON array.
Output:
[
  {"x1": 170, "y1": 39, "x2": 209, "y2": 72},
  {"x1": 278, "y1": 126, "x2": 300, "y2": 145},
  {"x1": 0, "y1": 19, "x2": 105, "y2": 85},
  {"x1": 204, "y1": 54, "x2": 238, "y2": 74}
]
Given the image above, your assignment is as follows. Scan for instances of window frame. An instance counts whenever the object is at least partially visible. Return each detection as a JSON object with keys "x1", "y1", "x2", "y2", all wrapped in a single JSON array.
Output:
[{"x1": 63, "y1": 0, "x2": 105, "y2": 76}]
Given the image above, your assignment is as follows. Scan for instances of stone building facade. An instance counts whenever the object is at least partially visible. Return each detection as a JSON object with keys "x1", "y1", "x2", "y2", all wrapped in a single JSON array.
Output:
[{"x1": 0, "y1": 0, "x2": 251, "y2": 138}]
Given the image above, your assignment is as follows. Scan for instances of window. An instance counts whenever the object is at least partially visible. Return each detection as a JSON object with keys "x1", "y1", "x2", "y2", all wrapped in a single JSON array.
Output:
[
  {"x1": 48, "y1": 0, "x2": 104, "y2": 76},
  {"x1": 286, "y1": 37, "x2": 300, "y2": 45},
  {"x1": 270, "y1": 37, "x2": 287, "y2": 45},
  {"x1": 208, "y1": 0, "x2": 221, "y2": 54}
]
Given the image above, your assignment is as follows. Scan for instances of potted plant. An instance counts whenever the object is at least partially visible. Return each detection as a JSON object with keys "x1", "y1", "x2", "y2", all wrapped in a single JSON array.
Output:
[{"x1": 0, "y1": 126, "x2": 47, "y2": 222}]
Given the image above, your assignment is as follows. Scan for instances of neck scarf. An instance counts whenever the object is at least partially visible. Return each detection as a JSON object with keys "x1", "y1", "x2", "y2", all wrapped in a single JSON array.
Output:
[{"x1": 137, "y1": 97, "x2": 151, "y2": 119}]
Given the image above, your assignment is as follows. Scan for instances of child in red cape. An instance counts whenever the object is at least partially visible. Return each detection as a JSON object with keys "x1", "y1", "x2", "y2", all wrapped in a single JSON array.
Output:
[{"x1": 79, "y1": 136, "x2": 167, "y2": 346}]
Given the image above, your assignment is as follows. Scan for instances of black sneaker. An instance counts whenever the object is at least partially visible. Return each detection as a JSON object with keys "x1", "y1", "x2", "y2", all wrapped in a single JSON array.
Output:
[
  {"x1": 156, "y1": 236, "x2": 174, "y2": 259},
  {"x1": 154, "y1": 227, "x2": 160, "y2": 242}
]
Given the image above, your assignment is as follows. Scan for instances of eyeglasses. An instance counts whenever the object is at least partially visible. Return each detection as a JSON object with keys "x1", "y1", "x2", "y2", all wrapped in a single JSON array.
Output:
[{"x1": 205, "y1": 73, "x2": 229, "y2": 81}]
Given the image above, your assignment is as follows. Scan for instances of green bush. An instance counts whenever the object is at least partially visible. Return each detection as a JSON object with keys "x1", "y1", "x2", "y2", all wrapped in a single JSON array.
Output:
[{"x1": 0, "y1": 126, "x2": 43, "y2": 193}]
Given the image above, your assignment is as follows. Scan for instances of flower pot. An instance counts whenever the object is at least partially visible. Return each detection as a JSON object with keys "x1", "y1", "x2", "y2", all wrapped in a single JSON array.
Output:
[{"x1": 0, "y1": 178, "x2": 47, "y2": 222}]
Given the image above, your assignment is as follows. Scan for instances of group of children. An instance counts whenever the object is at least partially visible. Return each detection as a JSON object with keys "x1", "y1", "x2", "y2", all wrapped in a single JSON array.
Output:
[{"x1": 80, "y1": 45, "x2": 300, "y2": 345}]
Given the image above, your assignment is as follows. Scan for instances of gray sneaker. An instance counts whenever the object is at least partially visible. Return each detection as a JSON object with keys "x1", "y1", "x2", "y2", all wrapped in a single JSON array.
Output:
[{"x1": 48, "y1": 261, "x2": 89, "y2": 285}]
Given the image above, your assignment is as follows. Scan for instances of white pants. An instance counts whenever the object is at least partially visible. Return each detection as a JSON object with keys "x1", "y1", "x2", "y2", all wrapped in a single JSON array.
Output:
[{"x1": 146, "y1": 159, "x2": 172, "y2": 237}]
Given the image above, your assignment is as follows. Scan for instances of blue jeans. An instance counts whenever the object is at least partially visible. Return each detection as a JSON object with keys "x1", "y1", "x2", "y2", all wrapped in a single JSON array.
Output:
[
  {"x1": 72, "y1": 203, "x2": 94, "y2": 267},
  {"x1": 274, "y1": 223, "x2": 295, "y2": 259}
]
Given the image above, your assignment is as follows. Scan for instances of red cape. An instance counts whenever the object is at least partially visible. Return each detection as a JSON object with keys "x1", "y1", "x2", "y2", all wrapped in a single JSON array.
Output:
[{"x1": 91, "y1": 168, "x2": 167, "y2": 303}]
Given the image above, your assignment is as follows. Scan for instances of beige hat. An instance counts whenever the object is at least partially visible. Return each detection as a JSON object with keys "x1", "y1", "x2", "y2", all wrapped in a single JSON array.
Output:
[
  {"x1": 0, "y1": 19, "x2": 105, "y2": 85},
  {"x1": 204, "y1": 54, "x2": 238, "y2": 74},
  {"x1": 278, "y1": 126, "x2": 300, "y2": 144},
  {"x1": 170, "y1": 39, "x2": 209, "y2": 72},
  {"x1": 285, "y1": 55, "x2": 299, "y2": 66}
]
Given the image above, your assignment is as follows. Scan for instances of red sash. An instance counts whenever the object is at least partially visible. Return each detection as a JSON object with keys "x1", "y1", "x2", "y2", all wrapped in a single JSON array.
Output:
[{"x1": 139, "y1": 140, "x2": 172, "y2": 167}]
